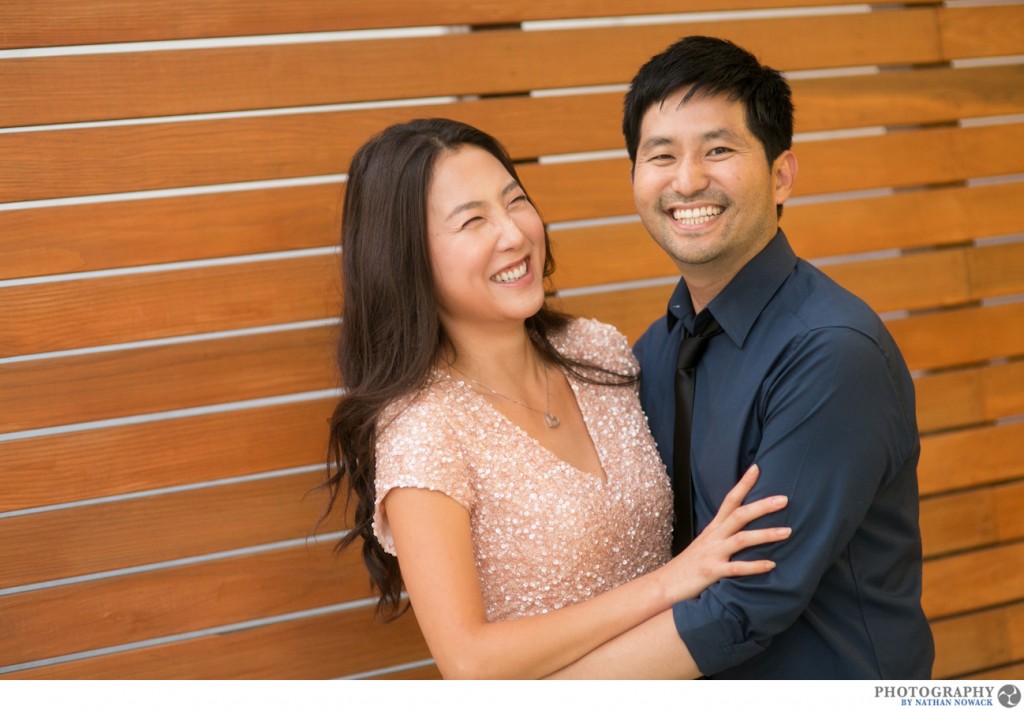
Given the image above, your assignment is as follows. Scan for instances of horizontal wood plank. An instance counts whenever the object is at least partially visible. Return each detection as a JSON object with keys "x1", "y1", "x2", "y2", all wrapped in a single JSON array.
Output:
[
  {"x1": 0, "y1": 254, "x2": 340, "y2": 357},
  {"x1": 920, "y1": 480, "x2": 1024, "y2": 557},
  {"x1": 0, "y1": 0, "x2": 931, "y2": 49},
  {"x1": 0, "y1": 9, "x2": 946, "y2": 127},
  {"x1": 919, "y1": 421, "x2": 1024, "y2": 497},
  {"x1": 5, "y1": 176, "x2": 1021, "y2": 285},
  {"x1": 931, "y1": 601, "x2": 1024, "y2": 679},
  {"x1": 963, "y1": 661, "x2": 1024, "y2": 681},
  {"x1": 372, "y1": 663, "x2": 442, "y2": 680},
  {"x1": 791, "y1": 63, "x2": 1024, "y2": 133},
  {"x1": 0, "y1": 540, "x2": 368, "y2": 667},
  {"x1": 0, "y1": 184, "x2": 341, "y2": 280},
  {"x1": 0, "y1": 398, "x2": 334, "y2": 513},
  {"x1": 14, "y1": 225, "x2": 1021, "y2": 359},
  {"x1": 562, "y1": 288, "x2": 1024, "y2": 369},
  {"x1": 939, "y1": 5, "x2": 1024, "y2": 60},
  {"x1": 915, "y1": 360, "x2": 1024, "y2": 434},
  {"x1": 0, "y1": 471, "x2": 345, "y2": 589},
  {"x1": 6, "y1": 62, "x2": 1024, "y2": 206},
  {"x1": 3, "y1": 604, "x2": 429, "y2": 680},
  {"x1": 521, "y1": 124, "x2": 1024, "y2": 224},
  {"x1": 0, "y1": 326, "x2": 337, "y2": 435},
  {"x1": 888, "y1": 301, "x2": 1024, "y2": 372},
  {"x1": 922, "y1": 540, "x2": 1024, "y2": 620}
]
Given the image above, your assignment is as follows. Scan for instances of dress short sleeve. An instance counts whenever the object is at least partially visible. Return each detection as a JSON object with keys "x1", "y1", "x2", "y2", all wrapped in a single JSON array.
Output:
[
  {"x1": 555, "y1": 317, "x2": 640, "y2": 379},
  {"x1": 372, "y1": 393, "x2": 473, "y2": 556}
]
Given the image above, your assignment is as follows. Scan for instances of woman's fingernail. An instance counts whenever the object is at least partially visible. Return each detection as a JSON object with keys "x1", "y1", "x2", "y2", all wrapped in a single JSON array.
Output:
[
  {"x1": 773, "y1": 495, "x2": 788, "y2": 506},
  {"x1": 777, "y1": 527, "x2": 792, "y2": 537}
]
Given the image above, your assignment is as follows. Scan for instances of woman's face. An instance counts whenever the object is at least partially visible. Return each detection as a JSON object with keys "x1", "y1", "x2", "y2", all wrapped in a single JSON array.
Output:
[{"x1": 425, "y1": 145, "x2": 547, "y2": 337}]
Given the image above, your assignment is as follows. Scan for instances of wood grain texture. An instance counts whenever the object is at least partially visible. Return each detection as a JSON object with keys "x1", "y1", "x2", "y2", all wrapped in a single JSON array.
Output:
[
  {"x1": 920, "y1": 480, "x2": 1024, "y2": 557},
  {"x1": 560, "y1": 286, "x2": 1024, "y2": 369},
  {"x1": 5, "y1": 175, "x2": 1020, "y2": 287},
  {"x1": 0, "y1": 254, "x2": 340, "y2": 357},
  {"x1": 931, "y1": 602, "x2": 1024, "y2": 679},
  {"x1": 923, "y1": 541, "x2": 1024, "y2": 620},
  {"x1": 939, "y1": 4, "x2": 1024, "y2": 59},
  {"x1": 887, "y1": 301, "x2": 1024, "y2": 372},
  {"x1": 919, "y1": 421, "x2": 1024, "y2": 497},
  {"x1": 0, "y1": 9, "x2": 945, "y2": 127},
  {"x1": 552, "y1": 182, "x2": 1024, "y2": 291},
  {"x1": 790, "y1": 63, "x2": 1024, "y2": 133},
  {"x1": 915, "y1": 360, "x2": 1024, "y2": 434},
  {"x1": 0, "y1": 0, "x2": 931, "y2": 49},
  {"x1": 0, "y1": 471, "x2": 344, "y2": 589},
  {"x1": 963, "y1": 661, "x2": 1024, "y2": 681},
  {"x1": 6, "y1": 62, "x2": 1022, "y2": 205},
  {"x1": 0, "y1": 398, "x2": 335, "y2": 513},
  {"x1": 0, "y1": 184, "x2": 341, "y2": 280},
  {"x1": 0, "y1": 540, "x2": 368, "y2": 667},
  {"x1": 0, "y1": 326, "x2": 337, "y2": 435},
  {"x1": 18, "y1": 237, "x2": 1017, "y2": 357},
  {"x1": 3, "y1": 605, "x2": 430, "y2": 679}
]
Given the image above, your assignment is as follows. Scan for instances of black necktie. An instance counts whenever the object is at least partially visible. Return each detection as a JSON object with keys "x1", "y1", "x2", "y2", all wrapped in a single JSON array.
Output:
[{"x1": 672, "y1": 311, "x2": 723, "y2": 555}]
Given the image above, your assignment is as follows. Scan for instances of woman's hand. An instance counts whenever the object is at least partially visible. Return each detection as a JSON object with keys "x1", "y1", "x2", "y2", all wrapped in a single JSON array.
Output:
[{"x1": 656, "y1": 464, "x2": 790, "y2": 603}]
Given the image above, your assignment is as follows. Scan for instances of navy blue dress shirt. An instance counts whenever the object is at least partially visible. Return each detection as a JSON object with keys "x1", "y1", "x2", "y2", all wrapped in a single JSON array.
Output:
[{"x1": 634, "y1": 230, "x2": 934, "y2": 679}]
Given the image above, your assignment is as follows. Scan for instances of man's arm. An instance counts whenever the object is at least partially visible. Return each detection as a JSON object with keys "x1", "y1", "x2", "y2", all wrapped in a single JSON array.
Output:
[{"x1": 675, "y1": 326, "x2": 918, "y2": 675}]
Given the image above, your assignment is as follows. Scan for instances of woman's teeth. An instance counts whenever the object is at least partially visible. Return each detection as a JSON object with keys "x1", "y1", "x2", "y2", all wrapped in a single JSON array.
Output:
[{"x1": 492, "y1": 260, "x2": 528, "y2": 283}]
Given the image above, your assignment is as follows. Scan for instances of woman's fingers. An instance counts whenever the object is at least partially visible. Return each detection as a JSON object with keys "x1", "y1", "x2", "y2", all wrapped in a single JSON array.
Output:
[
  {"x1": 724, "y1": 526, "x2": 792, "y2": 555},
  {"x1": 716, "y1": 464, "x2": 759, "y2": 515},
  {"x1": 712, "y1": 493, "x2": 788, "y2": 538},
  {"x1": 720, "y1": 559, "x2": 778, "y2": 577}
]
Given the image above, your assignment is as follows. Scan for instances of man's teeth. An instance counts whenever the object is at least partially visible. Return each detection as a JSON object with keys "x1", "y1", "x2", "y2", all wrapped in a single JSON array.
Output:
[
  {"x1": 672, "y1": 206, "x2": 723, "y2": 224},
  {"x1": 492, "y1": 260, "x2": 528, "y2": 283}
]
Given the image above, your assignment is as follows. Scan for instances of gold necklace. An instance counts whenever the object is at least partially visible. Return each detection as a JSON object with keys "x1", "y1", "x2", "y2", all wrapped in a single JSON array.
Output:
[{"x1": 449, "y1": 362, "x2": 561, "y2": 428}]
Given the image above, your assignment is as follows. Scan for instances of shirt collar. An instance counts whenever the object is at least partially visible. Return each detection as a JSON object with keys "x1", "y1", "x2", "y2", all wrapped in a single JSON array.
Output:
[{"x1": 664, "y1": 229, "x2": 797, "y2": 347}]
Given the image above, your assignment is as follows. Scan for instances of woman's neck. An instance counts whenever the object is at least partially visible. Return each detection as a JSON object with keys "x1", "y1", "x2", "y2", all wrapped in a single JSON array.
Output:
[{"x1": 441, "y1": 322, "x2": 546, "y2": 392}]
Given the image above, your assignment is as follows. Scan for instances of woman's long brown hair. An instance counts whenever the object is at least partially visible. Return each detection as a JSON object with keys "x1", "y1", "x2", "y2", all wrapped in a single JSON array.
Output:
[{"x1": 324, "y1": 118, "x2": 633, "y2": 619}]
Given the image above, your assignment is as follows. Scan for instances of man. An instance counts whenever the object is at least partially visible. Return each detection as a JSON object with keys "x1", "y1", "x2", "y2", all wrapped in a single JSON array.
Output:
[{"x1": 626, "y1": 36, "x2": 934, "y2": 678}]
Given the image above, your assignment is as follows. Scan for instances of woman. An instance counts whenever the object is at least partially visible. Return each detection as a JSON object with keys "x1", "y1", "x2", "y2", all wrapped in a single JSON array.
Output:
[{"x1": 324, "y1": 118, "x2": 791, "y2": 679}]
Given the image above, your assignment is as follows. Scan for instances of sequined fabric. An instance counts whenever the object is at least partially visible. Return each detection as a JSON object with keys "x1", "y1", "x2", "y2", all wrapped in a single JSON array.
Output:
[{"x1": 373, "y1": 318, "x2": 672, "y2": 621}]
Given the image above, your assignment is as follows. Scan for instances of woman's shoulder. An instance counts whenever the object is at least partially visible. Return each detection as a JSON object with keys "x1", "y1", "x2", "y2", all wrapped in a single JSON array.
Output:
[
  {"x1": 552, "y1": 317, "x2": 638, "y2": 374},
  {"x1": 377, "y1": 373, "x2": 466, "y2": 448}
]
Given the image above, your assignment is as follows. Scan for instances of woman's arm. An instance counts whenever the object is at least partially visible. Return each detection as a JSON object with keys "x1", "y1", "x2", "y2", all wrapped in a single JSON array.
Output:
[
  {"x1": 544, "y1": 610, "x2": 695, "y2": 679},
  {"x1": 384, "y1": 465, "x2": 788, "y2": 679}
]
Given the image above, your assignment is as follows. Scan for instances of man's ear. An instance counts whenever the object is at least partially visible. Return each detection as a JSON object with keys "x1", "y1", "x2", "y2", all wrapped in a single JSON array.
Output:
[{"x1": 772, "y1": 150, "x2": 798, "y2": 205}]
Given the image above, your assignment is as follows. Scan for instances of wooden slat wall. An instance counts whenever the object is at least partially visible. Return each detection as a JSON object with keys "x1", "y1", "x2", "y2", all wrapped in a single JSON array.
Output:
[{"x1": 1, "y1": 0, "x2": 1022, "y2": 680}]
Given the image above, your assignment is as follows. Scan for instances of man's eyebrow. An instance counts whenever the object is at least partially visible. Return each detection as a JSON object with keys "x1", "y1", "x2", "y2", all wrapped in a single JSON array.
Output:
[
  {"x1": 701, "y1": 128, "x2": 740, "y2": 142},
  {"x1": 639, "y1": 136, "x2": 675, "y2": 154}
]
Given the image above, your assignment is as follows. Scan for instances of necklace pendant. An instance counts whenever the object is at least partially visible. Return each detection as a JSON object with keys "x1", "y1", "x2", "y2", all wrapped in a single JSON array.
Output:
[{"x1": 544, "y1": 412, "x2": 561, "y2": 428}]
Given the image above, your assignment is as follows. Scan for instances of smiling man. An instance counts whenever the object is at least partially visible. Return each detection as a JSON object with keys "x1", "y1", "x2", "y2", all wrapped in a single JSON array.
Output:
[{"x1": 625, "y1": 36, "x2": 934, "y2": 679}]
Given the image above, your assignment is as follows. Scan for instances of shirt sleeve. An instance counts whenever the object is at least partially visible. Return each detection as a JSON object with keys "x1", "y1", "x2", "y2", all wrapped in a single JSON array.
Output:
[
  {"x1": 372, "y1": 401, "x2": 473, "y2": 556},
  {"x1": 673, "y1": 326, "x2": 919, "y2": 674}
]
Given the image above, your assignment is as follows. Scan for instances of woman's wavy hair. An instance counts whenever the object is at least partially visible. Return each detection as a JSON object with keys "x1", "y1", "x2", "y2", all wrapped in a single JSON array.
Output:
[{"x1": 324, "y1": 118, "x2": 633, "y2": 619}]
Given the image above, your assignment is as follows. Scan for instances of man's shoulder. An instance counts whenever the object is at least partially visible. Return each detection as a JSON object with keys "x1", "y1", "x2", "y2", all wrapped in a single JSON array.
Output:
[{"x1": 780, "y1": 259, "x2": 887, "y2": 335}]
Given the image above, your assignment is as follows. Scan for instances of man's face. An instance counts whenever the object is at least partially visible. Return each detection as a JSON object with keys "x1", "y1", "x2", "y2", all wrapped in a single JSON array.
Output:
[{"x1": 631, "y1": 88, "x2": 796, "y2": 289}]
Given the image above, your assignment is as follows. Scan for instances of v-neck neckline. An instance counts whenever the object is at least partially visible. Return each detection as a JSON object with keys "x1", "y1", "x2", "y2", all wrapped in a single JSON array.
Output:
[{"x1": 441, "y1": 370, "x2": 609, "y2": 486}]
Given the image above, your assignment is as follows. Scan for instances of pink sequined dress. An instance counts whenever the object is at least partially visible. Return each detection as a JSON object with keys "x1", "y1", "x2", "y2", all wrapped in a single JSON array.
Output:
[{"x1": 372, "y1": 318, "x2": 672, "y2": 621}]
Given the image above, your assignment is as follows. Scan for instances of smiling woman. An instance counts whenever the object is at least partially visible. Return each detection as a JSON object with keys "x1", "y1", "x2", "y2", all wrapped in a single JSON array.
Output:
[
  {"x1": 426, "y1": 145, "x2": 548, "y2": 333},
  {"x1": 321, "y1": 117, "x2": 790, "y2": 679}
]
